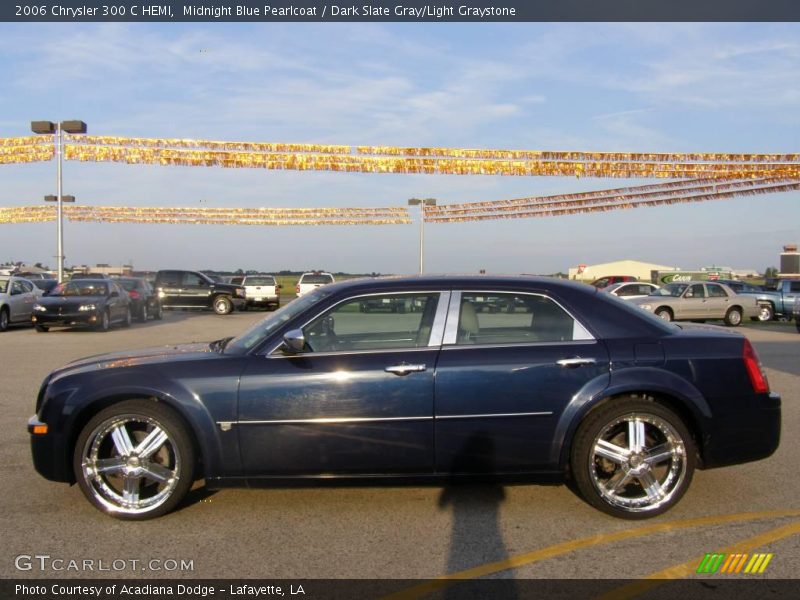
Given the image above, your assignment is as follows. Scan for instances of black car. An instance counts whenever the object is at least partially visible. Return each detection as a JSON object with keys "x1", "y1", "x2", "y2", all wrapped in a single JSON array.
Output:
[
  {"x1": 32, "y1": 279, "x2": 132, "y2": 332},
  {"x1": 154, "y1": 270, "x2": 246, "y2": 315},
  {"x1": 28, "y1": 276, "x2": 780, "y2": 520},
  {"x1": 116, "y1": 277, "x2": 163, "y2": 322}
]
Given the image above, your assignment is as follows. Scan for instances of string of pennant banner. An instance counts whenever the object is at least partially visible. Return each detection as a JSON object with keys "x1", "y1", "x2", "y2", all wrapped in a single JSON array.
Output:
[{"x1": 0, "y1": 133, "x2": 797, "y2": 225}]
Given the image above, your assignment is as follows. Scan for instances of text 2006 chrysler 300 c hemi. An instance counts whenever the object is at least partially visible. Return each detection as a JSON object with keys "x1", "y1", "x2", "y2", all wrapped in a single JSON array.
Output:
[{"x1": 29, "y1": 276, "x2": 780, "y2": 520}]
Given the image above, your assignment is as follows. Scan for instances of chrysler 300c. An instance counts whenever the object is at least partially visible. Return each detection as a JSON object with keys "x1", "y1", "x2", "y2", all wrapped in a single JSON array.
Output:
[{"x1": 29, "y1": 276, "x2": 780, "y2": 519}]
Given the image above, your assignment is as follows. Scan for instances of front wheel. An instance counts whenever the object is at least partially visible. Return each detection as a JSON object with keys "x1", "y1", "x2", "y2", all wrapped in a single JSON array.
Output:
[
  {"x1": 570, "y1": 397, "x2": 695, "y2": 519},
  {"x1": 0, "y1": 308, "x2": 8, "y2": 332},
  {"x1": 724, "y1": 307, "x2": 742, "y2": 327},
  {"x1": 95, "y1": 310, "x2": 110, "y2": 332},
  {"x1": 757, "y1": 304, "x2": 774, "y2": 322},
  {"x1": 121, "y1": 307, "x2": 132, "y2": 328},
  {"x1": 655, "y1": 308, "x2": 673, "y2": 322},
  {"x1": 212, "y1": 296, "x2": 233, "y2": 315},
  {"x1": 138, "y1": 304, "x2": 148, "y2": 322},
  {"x1": 73, "y1": 399, "x2": 196, "y2": 519}
]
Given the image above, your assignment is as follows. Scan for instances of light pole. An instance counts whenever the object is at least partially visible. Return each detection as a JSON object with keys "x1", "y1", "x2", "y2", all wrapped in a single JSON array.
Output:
[
  {"x1": 31, "y1": 120, "x2": 87, "y2": 282},
  {"x1": 408, "y1": 198, "x2": 437, "y2": 274}
]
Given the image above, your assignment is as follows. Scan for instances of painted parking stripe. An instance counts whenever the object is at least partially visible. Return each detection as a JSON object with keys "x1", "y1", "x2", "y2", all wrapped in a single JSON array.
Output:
[
  {"x1": 383, "y1": 509, "x2": 800, "y2": 600},
  {"x1": 597, "y1": 520, "x2": 800, "y2": 600}
]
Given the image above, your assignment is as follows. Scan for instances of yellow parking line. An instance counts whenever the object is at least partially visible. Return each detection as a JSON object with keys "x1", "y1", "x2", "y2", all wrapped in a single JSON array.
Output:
[
  {"x1": 597, "y1": 519, "x2": 800, "y2": 600},
  {"x1": 383, "y1": 508, "x2": 800, "y2": 600}
]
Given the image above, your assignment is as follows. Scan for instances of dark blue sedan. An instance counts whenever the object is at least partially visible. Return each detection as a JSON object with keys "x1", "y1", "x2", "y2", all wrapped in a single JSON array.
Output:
[{"x1": 28, "y1": 276, "x2": 780, "y2": 519}]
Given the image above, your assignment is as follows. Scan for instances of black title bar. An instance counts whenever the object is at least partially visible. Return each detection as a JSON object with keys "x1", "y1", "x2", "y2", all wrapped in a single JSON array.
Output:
[{"x1": 3, "y1": 1, "x2": 800, "y2": 22}]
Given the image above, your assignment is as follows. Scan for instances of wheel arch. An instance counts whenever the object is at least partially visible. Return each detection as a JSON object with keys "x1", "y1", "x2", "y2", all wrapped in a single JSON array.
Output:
[{"x1": 555, "y1": 370, "x2": 712, "y2": 472}]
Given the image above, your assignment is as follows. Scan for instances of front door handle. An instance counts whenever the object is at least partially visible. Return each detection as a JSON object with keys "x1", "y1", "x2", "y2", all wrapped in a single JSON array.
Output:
[
  {"x1": 385, "y1": 364, "x2": 427, "y2": 376},
  {"x1": 556, "y1": 357, "x2": 597, "y2": 368}
]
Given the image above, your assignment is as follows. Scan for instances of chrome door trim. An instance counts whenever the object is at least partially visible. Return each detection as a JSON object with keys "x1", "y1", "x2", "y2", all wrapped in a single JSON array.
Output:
[
  {"x1": 436, "y1": 411, "x2": 553, "y2": 420},
  {"x1": 218, "y1": 416, "x2": 434, "y2": 429}
]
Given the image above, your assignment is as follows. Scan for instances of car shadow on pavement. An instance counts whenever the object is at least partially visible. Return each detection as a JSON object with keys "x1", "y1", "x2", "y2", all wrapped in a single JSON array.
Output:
[
  {"x1": 437, "y1": 434, "x2": 518, "y2": 598},
  {"x1": 177, "y1": 481, "x2": 218, "y2": 511}
]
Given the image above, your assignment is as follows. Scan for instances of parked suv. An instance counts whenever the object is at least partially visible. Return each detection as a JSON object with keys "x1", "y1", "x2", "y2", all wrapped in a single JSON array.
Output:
[
  {"x1": 230, "y1": 274, "x2": 281, "y2": 310},
  {"x1": 154, "y1": 270, "x2": 245, "y2": 315},
  {"x1": 296, "y1": 272, "x2": 335, "y2": 297}
]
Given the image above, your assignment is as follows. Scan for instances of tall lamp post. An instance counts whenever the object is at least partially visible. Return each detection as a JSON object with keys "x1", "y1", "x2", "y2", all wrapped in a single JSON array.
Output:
[
  {"x1": 31, "y1": 120, "x2": 87, "y2": 282},
  {"x1": 408, "y1": 198, "x2": 437, "y2": 274}
]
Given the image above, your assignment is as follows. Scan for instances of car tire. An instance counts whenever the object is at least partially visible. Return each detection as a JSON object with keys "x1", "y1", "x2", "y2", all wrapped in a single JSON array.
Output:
[
  {"x1": 724, "y1": 307, "x2": 742, "y2": 327},
  {"x1": 757, "y1": 303, "x2": 774, "y2": 322},
  {"x1": 655, "y1": 308, "x2": 673, "y2": 322},
  {"x1": 35, "y1": 324, "x2": 49, "y2": 333},
  {"x1": 153, "y1": 303, "x2": 163, "y2": 320},
  {"x1": 73, "y1": 399, "x2": 196, "y2": 520},
  {"x1": 95, "y1": 310, "x2": 111, "y2": 332},
  {"x1": 570, "y1": 397, "x2": 695, "y2": 519},
  {"x1": 0, "y1": 308, "x2": 8, "y2": 332},
  {"x1": 122, "y1": 308, "x2": 132, "y2": 327},
  {"x1": 138, "y1": 304, "x2": 148, "y2": 322},
  {"x1": 212, "y1": 295, "x2": 233, "y2": 315}
]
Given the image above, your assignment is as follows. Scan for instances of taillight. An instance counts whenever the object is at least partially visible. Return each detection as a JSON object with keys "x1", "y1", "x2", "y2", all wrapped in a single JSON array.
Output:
[
  {"x1": 296, "y1": 285, "x2": 300, "y2": 294},
  {"x1": 128, "y1": 290, "x2": 140, "y2": 300},
  {"x1": 743, "y1": 339, "x2": 769, "y2": 394}
]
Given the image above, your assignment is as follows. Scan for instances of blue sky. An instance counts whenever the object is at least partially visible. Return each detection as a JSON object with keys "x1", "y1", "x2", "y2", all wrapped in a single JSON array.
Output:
[{"x1": 0, "y1": 23, "x2": 798, "y2": 274}]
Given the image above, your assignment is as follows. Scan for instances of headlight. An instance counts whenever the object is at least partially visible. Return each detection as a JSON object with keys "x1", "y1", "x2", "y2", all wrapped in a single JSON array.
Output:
[
  {"x1": 78, "y1": 304, "x2": 97, "y2": 312},
  {"x1": 33, "y1": 304, "x2": 47, "y2": 312},
  {"x1": 639, "y1": 304, "x2": 652, "y2": 311}
]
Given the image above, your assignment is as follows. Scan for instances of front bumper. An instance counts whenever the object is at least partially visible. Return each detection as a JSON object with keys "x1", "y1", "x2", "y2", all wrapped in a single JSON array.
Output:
[
  {"x1": 28, "y1": 415, "x2": 72, "y2": 483},
  {"x1": 32, "y1": 311, "x2": 99, "y2": 328}
]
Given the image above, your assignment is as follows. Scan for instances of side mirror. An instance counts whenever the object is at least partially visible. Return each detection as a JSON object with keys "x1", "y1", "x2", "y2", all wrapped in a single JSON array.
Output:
[{"x1": 282, "y1": 329, "x2": 306, "y2": 354}]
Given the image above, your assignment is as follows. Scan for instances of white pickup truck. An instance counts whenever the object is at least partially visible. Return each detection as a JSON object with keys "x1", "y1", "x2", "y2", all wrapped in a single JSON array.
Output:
[{"x1": 230, "y1": 275, "x2": 281, "y2": 310}]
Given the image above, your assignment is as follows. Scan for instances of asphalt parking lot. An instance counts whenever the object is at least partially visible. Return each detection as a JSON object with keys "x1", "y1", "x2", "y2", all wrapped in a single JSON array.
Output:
[{"x1": 1, "y1": 311, "x2": 798, "y2": 587}]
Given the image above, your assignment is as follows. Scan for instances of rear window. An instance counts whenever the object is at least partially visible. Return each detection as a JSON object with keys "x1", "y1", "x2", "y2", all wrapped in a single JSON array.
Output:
[
  {"x1": 245, "y1": 277, "x2": 276, "y2": 286},
  {"x1": 301, "y1": 274, "x2": 333, "y2": 284},
  {"x1": 118, "y1": 279, "x2": 140, "y2": 292}
]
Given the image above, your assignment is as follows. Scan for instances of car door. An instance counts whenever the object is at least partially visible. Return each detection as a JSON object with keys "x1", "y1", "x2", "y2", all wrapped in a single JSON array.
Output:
[
  {"x1": 8, "y1": 279, "x2": 28, "y2": 321},
  {"x1": 679, "y1": 283, "x2": 707, "y2": 319},
  {"x1": 236, "y1": 291, "x2": 448, "y2": 477},
  {"x1": 18, "y1": 279, "x2": 37, "y2": 321},
  {"x1": 705, "y1": 283, "x2": 733, "y2": 319},
  {"x1": 157, "y1": 271, "x2": 182, "y2": 307},
  {"x1": 182, "y1": 272, "x2": 211, "y2": 307},
  {"x1": 434, "y1": 291, "x2": 610, "y2": 473}
]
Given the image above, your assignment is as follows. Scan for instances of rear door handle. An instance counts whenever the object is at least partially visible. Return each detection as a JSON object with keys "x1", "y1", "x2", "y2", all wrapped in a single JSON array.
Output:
[
  {"x1": 556, "y1": 357, "x2": 597, "y2": 368},
  {"x1": 385, "y1": 364, "x2": 427, "y2": 376}
]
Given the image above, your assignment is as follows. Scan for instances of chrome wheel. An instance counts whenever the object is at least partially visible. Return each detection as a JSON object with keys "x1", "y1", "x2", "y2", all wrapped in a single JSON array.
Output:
[
  {"x1": 589, "y1": 414, "x2": 688, "y2": 513},
  {"x1": 655, "y1": 308, "x2": 672, "y2": 322},
  {"x1": 570, "y1": 398, "x2": 695, "y2": 519},
  {"x1": 725, "y1": 307, "x2": 742, "y2": 327},
  {"x1": 74, "y1": 400, "x2": 195, "y2": 519},
  {"x1": 213, "y1": 296, "x2": 232, "y2": 315},
  {"x1": 757, "y1": 304, "x2": 773, "y2": 322}
]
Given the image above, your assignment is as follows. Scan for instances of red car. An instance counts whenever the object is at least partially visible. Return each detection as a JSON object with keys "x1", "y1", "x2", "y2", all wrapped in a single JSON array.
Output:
[{"x1": 590, "y1": 275, "x2": 637, "y2": 289}]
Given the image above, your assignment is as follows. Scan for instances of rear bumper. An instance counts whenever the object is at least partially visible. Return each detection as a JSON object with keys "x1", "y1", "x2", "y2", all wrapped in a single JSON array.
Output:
[
  {"x1": 701, "y1": 392, "x2": 781, "y2": 469},
  {"x1": 28, "y1": 415, "x2": 72, "y2": 483},
  {"x1": 246, "y1": 296, "x2": 279, "y2": 306}
]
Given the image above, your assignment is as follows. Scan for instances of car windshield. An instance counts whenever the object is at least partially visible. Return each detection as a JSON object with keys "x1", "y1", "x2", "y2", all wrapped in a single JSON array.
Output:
[
  {"x1": 117, "y1": 280, "x2": 139, "y2": 292},
  {"x1": 225, "y1": 287, "x2": 334, "y2": 354},
  {"x1": 0, "y1": 279, "x2": 7, "y2": 294},
  {"x1": 50, "y1": 281, "x2": 109, "y2": 296},
  {"x1": 650, "y1": 283, "x2": 688, "y2": 297},
  {"x1": 302, "y1": 274, "x2": 333, "y2": 284},
  {"x1": 245, "y1": 277, "x2": 275, "y2": 286}
]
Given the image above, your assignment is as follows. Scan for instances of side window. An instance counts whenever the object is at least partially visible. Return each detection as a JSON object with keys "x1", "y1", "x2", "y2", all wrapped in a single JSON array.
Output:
[
  {"x1": 159, "y1": 271, "x2": 181, "y2": 286},
  {"x1": 685, "y1": 284, "x2": 705, "y2": 299},
  {"x1": 707, "y1": 284, "x2": 728, "y2": 298},
  {"x1": 302, "y1": 293, "x2": 439, "y2": 352},
  {"x1": 456, "y1": 293, "x2": 590, "y2": 345},
  {"x1": 20, "y1": 280, "x2": 34, "y2": 293},
  {"x1": 11, "y1": 280, "x2": 24, "y2": 294},
  {"x1": 183, "y1": 272, "x2": 205, "y2": 286},
  {"x1": 616, "y1": 285, "x2": 634, "y2": 297},
  {"x1": 789, "y1": 282, "x2": 800, "y2": 293},
  {"x1": 639, "y1": 285, "x2": 654, "y2": 295},
  {"x1": 230, "y1": 277, "x2": 244, "y2": 285}
]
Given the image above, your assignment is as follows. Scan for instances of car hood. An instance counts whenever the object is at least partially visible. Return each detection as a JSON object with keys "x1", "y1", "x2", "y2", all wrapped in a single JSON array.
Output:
[{"x1": 50, "y1": 342, "x2": 219, "y2": 379}]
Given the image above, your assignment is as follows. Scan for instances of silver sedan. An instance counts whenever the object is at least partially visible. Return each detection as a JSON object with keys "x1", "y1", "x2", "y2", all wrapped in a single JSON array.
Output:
[
  {"x1": 0, "y1": 276, "x2": 42, "y2": 332},
  {"x1": 630, "y1": 281, "x2": 760, "y2": 326}
]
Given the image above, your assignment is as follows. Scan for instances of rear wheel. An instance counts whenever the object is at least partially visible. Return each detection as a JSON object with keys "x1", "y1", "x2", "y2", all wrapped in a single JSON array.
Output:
[
  {"x1": 121, "y1": 308, "x2": 132, "y2": 327},
  {"x1": 0, "y1": 308, "x2": 8, "y2": 332},
  {"x1": 570, "y1": 397, "x2": 695, "y2": 519},
  {"x1": 73, "y1": 399, "x2": 195, "y2": 520},
  {"x1": 724, "y1": 307, "x2": 742, "y2": 327},
  {"x1": 212, "y1": 295, "x2": 233, "y2": 315},
  {"x1": 138, "y1": 304, "x2": 148, "y2": 322}
]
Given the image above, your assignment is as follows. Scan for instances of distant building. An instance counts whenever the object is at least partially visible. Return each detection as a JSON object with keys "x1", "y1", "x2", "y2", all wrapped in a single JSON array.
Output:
[
  {"x1": 569, "y1": 259, "x2": 677, "y2": 282},
  {"x1": 71, "y1": 264, "x2": 133, "y2": 277}
]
